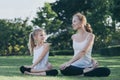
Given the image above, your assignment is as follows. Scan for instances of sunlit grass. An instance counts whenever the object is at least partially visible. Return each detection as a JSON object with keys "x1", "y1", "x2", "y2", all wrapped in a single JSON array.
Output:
[{"x1": 0, "y1": 55, "x2": 120, "y2": 80}]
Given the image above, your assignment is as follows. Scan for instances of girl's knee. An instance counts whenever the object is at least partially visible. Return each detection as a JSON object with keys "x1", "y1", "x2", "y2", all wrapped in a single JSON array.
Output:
[{"x1": 20, "y1": 66, "x2": 31, "y2": 73}]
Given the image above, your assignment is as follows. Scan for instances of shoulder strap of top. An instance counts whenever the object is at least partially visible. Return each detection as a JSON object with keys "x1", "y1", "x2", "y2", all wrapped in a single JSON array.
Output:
[{"x1": 85, "y1": 33, "x2": 91, "y2": 41}]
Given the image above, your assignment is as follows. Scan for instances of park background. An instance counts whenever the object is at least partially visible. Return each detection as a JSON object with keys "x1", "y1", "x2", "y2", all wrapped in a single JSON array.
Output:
[{"x1": 0, "y1": 0, "x2": 120, "y2": 80}]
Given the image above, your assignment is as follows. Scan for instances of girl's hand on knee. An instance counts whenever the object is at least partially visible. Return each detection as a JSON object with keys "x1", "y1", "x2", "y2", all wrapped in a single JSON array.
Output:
[
  {"x1": 47, "y1": 62, "x2": 53, "y2": 70},
  {"x1": 92, "y1": 59, "x2": 99, "y2": 68}
]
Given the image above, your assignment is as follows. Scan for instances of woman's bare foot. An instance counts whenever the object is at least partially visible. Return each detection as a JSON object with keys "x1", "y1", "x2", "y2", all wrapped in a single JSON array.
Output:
[{"x1": 83, "y1": 67, "x2": 94, "y2": 73}]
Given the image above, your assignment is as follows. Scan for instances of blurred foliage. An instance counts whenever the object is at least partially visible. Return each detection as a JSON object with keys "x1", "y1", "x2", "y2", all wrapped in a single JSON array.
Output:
[
  {"x1": 0, "y1": 18, "x2": 32, "y2": 55},
  {"x1": 32, "y1": 3, "x2": 62, "y2": 34},
  {"x1": 111, "y1": 0, "x2": 120, "y2": 22},
  {"x1": 0, "y1": 0, "x2": 120, "y2": 55},
  {"x1": 100, "y1": 45, "x2": 120, "y2": 56}
]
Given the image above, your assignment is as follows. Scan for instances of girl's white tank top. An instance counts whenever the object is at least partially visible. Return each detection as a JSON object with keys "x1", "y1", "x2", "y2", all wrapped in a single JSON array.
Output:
[
  {"x1": 71, "y1": 35, "x2": 93, "y2": 68},
  {"x1": 32, "y1": 45, "x2": 49, "y2": 70}
]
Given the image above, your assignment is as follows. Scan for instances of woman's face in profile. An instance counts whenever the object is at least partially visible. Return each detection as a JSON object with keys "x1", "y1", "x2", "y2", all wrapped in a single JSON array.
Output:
[{"x1": 72, "y1": 16, "x2": 81, "y2": 30}]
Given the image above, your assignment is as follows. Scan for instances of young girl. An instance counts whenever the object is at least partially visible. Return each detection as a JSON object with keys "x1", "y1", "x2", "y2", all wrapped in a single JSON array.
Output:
[
  {"x1": 60, "y1": 12, "x2": 111, "y2": 77},
  {"x1": 20, "y1": 27, "x2": 58, "y2": 76}
]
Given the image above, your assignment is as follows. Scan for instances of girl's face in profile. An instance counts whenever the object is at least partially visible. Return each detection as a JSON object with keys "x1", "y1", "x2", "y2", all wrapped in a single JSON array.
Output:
[
  {"x1": 72, "y1": 16, "x2": 81, "y2": 30},
  {"x1": 35, "y1": 31, "x2": 46, "y2": 42}
]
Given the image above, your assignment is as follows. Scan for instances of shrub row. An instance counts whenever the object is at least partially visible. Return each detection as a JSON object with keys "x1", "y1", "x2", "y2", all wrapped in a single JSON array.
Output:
[{"x1": 100, "y1": 45, "x2": 120, "y2": 56}]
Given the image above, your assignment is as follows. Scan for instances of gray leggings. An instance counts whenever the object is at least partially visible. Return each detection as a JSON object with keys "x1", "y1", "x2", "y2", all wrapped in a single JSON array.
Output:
[{"x1": 60, "y1": 65, "x2": 110, "y2": 77}]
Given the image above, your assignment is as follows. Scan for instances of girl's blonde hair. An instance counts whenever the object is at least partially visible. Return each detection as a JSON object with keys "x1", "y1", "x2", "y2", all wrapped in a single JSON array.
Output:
[
  {"x1": 28, "y1": 28, "x2": 46, "y2": 55},
  {"x1": 73, "y1": 12, "x2": 93, "y2": 33}
]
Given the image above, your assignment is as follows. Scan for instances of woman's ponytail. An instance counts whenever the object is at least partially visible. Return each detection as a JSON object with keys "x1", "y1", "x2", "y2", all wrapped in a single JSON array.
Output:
[{"x1": 84, "y1": 23, "x2": 93, "y2": 33}]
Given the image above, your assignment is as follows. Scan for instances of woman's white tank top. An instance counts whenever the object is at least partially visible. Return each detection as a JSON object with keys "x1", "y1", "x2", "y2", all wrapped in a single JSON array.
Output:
[
  {"x1": 71, "y1": 35, "x2": 93, "y2": 68},
  {"x1": 32, "y1": 45, "x2": 49, "y2": 70}
]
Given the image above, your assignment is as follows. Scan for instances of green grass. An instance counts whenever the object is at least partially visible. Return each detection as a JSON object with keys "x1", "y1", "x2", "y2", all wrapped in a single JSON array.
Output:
[{"x1": 0, "y1": 55, "x2": 120, "y2": 80}]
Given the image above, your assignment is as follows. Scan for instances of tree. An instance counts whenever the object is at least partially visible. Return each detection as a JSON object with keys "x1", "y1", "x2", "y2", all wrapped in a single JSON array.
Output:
[
  {"x1": 32, "y1": 3, "x2": 62, "y2": 34},
  {"x1": 112, "y1": 0, "x2": 120, "y2": 22},
  {"x1": 0, "y1": 19, "x2": 11, "y2": 54},
  {"x1": 51, "y1": 0, "x2": 93, "y2": 24},
  {"x1": 0, "y1": 18, "x2": 32, "y2": 55}
]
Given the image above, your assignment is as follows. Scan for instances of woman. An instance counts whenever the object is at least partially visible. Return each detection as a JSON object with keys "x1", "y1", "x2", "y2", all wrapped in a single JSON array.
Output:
[{"x1": 60, "y1": 12, "x2": 110, "y2": 77}]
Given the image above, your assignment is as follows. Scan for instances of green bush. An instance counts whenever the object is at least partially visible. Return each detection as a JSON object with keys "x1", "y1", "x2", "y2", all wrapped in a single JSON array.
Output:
[
  {"x1": 100, "y1": 45, "x2": 120, "y2": 56},
  {"x1": 50, "y1": 50, "x2": 74, "y2": 56}
]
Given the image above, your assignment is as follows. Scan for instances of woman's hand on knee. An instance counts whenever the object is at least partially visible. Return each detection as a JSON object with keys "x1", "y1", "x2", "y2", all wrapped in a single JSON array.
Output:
[
  {"x1": 60, "y1": 64, "x2": 66, "y2": 70},
  {"x1": 59, "y1": 62, "x2": 70, "y2": 70}
]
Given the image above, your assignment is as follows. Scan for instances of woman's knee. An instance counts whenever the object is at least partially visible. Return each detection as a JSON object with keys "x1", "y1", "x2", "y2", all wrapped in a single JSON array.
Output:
[
  {"x1": 84, "y1": 67, "x2": 111, "y2": 77},
  {"x1": 60, "y1": 69, "x2": 69, "y2": 75},
  {"x1": 60, "y1": 66, "x2": 83, "y2": 76},
  {"x1": 102, "y1": 67, "x2": 111, "y2": 76},
  {"x1": 95, "y1": 67, "x2": 111, "y2": 77},
  {"x1": 60, "y1": 67, "x2": 72, "y2": 76}
]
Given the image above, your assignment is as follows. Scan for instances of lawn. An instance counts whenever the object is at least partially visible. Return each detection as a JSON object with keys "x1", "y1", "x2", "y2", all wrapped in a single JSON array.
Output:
[{"x1": 0, "y1": 55, "x2": 120, "y2": 80}]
